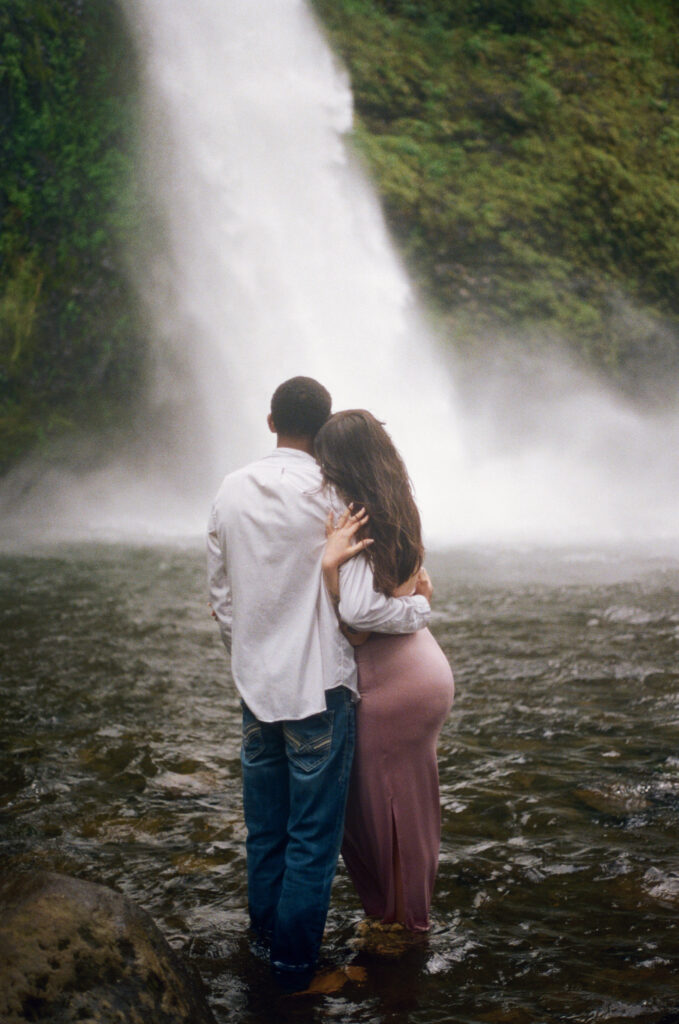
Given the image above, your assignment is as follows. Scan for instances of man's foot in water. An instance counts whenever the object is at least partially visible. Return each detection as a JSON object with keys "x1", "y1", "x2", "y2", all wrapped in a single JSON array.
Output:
[{"x1": 290, "y1": 964, "x2": 367, "y2": 995}]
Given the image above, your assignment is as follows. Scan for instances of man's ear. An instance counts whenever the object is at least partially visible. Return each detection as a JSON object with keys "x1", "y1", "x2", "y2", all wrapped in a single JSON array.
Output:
[{"x1": 267, "y1": 413, "x2": 276, "y2": 433}]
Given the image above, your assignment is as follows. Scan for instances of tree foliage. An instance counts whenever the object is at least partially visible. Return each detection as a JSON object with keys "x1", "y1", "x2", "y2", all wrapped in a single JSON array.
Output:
[
  {"x1": 2, "y1": 0, "x2": 678, "y2": 477},
  {"x1": 311, "y1": 0, "x2": 679, "y2": 396},
  {"x1": 0, "y1": 0, "x2": 144, "y2": 470}
]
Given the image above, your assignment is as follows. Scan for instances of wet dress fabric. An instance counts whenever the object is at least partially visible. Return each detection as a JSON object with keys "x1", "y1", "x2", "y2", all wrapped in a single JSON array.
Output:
[{"x1": 341, "y1": 628, "x2": 455, "y2": 931}]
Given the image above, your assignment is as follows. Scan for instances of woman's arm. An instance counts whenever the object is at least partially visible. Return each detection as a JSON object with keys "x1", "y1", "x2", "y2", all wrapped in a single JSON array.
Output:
[
  {"x1": 322, "y1": 507, "x2": 433, "y2": 641},
  {"x1": 322, "y1": 505, "x2": 373, "y2": 605},
  {"x1": 322, "y1": 506, "x2": 374, "y2": 645},
  {"x1": 337, "y1": 556, "x2": 432, "y2": 634}
]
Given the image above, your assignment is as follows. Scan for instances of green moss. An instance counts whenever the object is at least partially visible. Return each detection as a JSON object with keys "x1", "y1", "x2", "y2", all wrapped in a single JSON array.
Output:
[
  {"x1": 312, "y1": 0, "x2": 679, "y2": 395},
  {"x1": 0, "y1": 0, "x2": 146, "y2": 472},
  {"x1": 2, "y1": 0, "x2": 678, "y2": 474}
]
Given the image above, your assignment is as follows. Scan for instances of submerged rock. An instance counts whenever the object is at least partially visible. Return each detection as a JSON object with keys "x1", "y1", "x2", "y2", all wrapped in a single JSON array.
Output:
[
  {"x1": 574, "y1": 784, "x2": 650, "y2": 816},
  {"x1": 0, "y1": 871, "x2": 217, "y2": 1024}
]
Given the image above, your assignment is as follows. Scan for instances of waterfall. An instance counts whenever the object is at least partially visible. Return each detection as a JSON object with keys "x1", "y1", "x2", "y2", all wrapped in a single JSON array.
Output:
[
  {"x1": 123, "y1": 0, "x2": 468, "y2": 538},
  {"x1": 2, "y1": 0, "x2": 678, "y2": 546}
]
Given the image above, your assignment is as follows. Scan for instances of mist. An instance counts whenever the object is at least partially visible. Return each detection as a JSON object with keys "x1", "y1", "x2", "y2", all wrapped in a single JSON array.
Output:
[{"x1": 1, "y1": 0, "x2": 678, "y2": 550}]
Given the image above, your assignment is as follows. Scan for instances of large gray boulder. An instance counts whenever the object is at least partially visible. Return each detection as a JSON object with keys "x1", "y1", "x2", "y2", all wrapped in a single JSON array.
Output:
[{"x1": 0, "y1": 871, "x2": 217, "y2": 1024}]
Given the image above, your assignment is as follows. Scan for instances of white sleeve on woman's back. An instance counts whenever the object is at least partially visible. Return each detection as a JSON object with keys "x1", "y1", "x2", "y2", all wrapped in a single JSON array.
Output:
[{"x1": 337, "y1": 554, "x2": 430, "y2": 634}]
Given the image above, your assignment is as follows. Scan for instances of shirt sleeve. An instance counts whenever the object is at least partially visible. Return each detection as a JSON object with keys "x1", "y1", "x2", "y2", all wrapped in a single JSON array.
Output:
[
  {"x1": 207, "y1": 505, "x2": 233, "y2": 653},
  {"x1": 337, "y1": 553, "x2": 430, "y2": 633}
]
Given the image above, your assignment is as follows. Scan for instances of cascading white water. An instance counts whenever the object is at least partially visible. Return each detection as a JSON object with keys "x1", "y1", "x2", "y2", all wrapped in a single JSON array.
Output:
[
  {"x1": 124, "y1": 0, "x2": 467, "y2": 538},
  {"x1": 2, "y1": 0, "x2": 678, "y2": 546}
]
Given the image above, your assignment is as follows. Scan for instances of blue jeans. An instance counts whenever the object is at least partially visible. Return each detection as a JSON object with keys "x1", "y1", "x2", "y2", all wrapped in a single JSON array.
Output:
[{"x1": 241, "y1": 686, "x2": 355, "y2": 991}]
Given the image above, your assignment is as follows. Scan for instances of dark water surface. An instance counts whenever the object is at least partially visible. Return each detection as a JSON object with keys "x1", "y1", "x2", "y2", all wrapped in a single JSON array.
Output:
[{"x1": 1, "y1": 542, "x2": 679, "y2": 1024}]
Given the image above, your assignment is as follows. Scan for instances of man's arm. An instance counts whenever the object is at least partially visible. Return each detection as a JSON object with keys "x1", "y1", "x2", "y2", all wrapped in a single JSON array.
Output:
[
  {"x1": 337, "y1": 554, "x2": 431, "y2": 634},
  {"x1": 207, "y1": 506, "x2": 233, "y2": 652}
]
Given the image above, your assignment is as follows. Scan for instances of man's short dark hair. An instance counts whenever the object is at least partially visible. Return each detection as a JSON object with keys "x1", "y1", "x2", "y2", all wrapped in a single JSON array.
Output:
[{"x1": 270, "y1": 376, "x2": 332, "y2": 438}]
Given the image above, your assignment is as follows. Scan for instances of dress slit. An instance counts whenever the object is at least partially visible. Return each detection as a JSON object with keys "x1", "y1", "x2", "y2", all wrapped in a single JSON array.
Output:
[
  {"x1": 341, "y1": 629, "x2": 454, "y2": 932},
  {"x1": 390, "y1": 804, "x2": 406, "y2": 924}
]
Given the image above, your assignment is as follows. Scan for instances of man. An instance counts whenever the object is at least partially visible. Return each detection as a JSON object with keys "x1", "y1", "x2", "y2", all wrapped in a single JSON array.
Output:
[{"x1": 207, "y1": 376, "x2": 431, "y2": 991}]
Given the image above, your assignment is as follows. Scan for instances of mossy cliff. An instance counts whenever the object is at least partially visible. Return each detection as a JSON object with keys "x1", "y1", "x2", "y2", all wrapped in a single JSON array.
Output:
[
  {"x1": 0, "y1": 0, "x2": 144, "y2": 473},
  {"x1": 2, "y1": 1, "x2": 678, "y2": 474},
  {"x1": 311, "y1": 0, "x2": 679, "y2": 396}
]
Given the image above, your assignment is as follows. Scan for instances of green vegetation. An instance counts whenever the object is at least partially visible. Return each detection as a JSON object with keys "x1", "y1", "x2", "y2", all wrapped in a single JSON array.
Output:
[
  {"x1": 2, "y1": 0, "x2": 678, "y2": 475},
  {"x1": 0, "y1": 0, "x2": 144, "y2": 472},
  {"x1": 311, "y1": 0, "x2": 679, "y2": 395}
]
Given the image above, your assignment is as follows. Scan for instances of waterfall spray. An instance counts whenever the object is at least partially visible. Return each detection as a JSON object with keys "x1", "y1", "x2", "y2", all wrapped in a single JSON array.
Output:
[{"x1": 1, "y1": 0, "x2": 677, "y2": 545}]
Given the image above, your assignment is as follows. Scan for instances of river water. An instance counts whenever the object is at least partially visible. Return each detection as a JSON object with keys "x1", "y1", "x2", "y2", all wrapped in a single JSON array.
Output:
[{"x1": 1, "y1": 541, "x2": 679, "y2": 1023}]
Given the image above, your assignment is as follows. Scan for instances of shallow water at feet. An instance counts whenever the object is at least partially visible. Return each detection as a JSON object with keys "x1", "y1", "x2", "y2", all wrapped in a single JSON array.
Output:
[{"x1": 1, "y1": 542, "x2": 678, "y2": 1024}]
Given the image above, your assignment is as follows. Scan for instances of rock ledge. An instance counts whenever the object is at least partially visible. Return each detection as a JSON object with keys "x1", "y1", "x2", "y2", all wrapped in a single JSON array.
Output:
[{"x1": 0, "y1": 870, "x2": 217, "y2": 1024}]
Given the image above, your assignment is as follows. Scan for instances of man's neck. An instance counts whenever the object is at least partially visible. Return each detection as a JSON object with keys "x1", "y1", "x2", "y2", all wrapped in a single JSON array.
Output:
[{"x1": 276, "y1": 435, "x2": 315, "y2": 456}]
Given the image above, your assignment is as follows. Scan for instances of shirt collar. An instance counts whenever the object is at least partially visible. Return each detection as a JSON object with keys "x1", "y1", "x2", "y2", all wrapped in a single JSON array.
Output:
[{"x1": 267, "y1": 447, "x2": 317, "y2": 464}]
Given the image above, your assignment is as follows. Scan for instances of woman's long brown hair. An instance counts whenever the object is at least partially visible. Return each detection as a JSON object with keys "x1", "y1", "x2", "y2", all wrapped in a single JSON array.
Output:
[{"x1": 314, "y1": 410, "x2": 424, "y2": 596}]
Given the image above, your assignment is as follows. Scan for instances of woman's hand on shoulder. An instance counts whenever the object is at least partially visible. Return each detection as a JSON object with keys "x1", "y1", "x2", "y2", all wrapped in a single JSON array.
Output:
[{"x1": 322, "y1": 505, "x2": 374, "y2": 572}]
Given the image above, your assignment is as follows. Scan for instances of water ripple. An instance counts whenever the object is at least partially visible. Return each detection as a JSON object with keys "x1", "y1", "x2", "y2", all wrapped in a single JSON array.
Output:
[{"x1": 1, "y1": 544, "x2": 678, "y2": 1024}]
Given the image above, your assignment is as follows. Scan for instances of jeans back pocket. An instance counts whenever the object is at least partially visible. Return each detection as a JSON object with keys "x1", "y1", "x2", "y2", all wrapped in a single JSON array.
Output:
[{"x1": 283, "y1": 711, "x2": 334, "y2": 773}]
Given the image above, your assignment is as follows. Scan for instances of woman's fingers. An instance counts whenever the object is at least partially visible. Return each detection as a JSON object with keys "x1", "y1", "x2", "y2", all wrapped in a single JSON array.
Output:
[
  {"x1": 330, "y1": 506, "x2": 369, "y2": 536},
  {"x1": 338, "y1": 505, "x2": 363, "y2": 524},
  {"x1": 346, "y1": 537, "x2": 374, "y2": 558},
  {"x1": 345, "y1": 507, "x2": 368, "y2": 534}
]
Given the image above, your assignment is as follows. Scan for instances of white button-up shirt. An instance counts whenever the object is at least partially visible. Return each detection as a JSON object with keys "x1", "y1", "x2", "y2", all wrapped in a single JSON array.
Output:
[{"x1": 207, "y1": 447, "x2": 430, "y2": 722}]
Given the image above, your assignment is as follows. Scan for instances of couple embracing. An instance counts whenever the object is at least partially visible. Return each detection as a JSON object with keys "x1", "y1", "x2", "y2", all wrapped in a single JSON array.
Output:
[{"x1": 207, "y1": 376, "x2": 454, "y2": 993}]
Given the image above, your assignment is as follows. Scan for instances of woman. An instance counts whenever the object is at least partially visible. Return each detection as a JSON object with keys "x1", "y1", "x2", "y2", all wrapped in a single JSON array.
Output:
[{"x1": 314, "y1": 409, "x2": 454, "y2": 934}]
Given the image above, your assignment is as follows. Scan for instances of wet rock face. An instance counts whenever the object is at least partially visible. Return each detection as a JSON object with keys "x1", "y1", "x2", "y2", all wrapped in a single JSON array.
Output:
[{"x1": 0, "y1": 871, "x2": 217, "y2": 1024}]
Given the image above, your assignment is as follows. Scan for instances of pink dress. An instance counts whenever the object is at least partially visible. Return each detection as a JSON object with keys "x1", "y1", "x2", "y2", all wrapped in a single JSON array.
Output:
[{"x1": 341, "y1": 628, "x2": 454, "y2": 931}]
